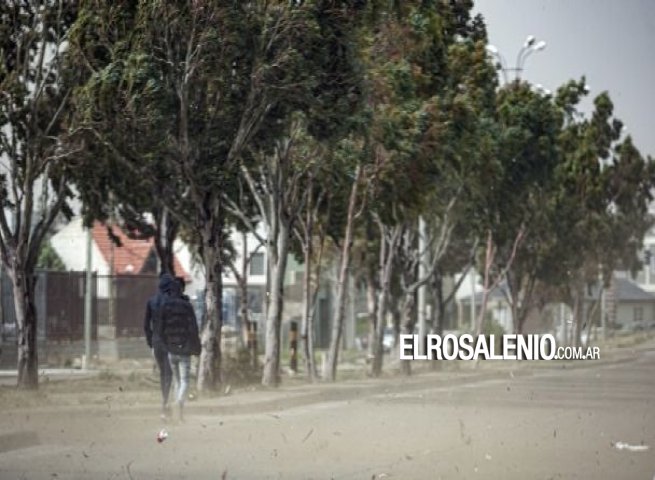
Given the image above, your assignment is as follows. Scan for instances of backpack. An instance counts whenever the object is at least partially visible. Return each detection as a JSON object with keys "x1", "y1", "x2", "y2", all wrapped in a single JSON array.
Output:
[{"x1": 158, "y1": 295, "x2": 201, "y2": 356}]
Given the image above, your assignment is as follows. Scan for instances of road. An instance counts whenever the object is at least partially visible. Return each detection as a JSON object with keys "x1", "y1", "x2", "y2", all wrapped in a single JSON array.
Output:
[{"x1": 1, "y1": 349, "x2": 654, "y2": 480}]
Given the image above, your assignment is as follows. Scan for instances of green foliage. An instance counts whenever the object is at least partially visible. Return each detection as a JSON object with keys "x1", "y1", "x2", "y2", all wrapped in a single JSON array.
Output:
[
  {"x1": 493, "y1": 74, "x2": 654, "y2": 333},
  {"x1": 357, "y1": 1, "x2": 497, "y2": 226},
  {"x1": 36, "y1": 241, "x2": 66, "y2": 272}
]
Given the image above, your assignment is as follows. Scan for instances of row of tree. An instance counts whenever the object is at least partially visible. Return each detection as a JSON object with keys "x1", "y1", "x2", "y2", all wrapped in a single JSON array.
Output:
[{"x1": 1, "y1": 1, "x2": 652, "y2": 389}]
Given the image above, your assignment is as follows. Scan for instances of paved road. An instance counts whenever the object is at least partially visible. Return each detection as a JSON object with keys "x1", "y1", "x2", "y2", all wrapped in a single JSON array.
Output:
[{"x1": 1, "y1": 350, "x2": 654, "y2": 480}]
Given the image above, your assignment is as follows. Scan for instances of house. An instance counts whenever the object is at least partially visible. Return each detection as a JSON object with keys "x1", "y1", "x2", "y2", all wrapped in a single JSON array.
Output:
[
  {"x1": 457, "y1": 283, "x2": 512, "y2": 332},
  {"x1": 48, "y1": 218, "x2": 359, "y2": 349},
  {"x1": 606, "y1": 274, "x2": 655, "y2": 330},
  {"x1": 50, "y1": 218, "x2": 190, "y2": 287},
  {"x1": 49, "y1": 218, "x2": 191, "y2": 337},
  {"x1": 219, "y1": 228, "x2": 346, "y2": 349},
  {"x1": 457, "y1": 272, "x2": 655, "y2": 336}
]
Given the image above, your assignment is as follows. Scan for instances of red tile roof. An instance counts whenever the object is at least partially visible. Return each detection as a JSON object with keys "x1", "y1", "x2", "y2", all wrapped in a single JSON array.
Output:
[{"x1": 91, "y1": 221, "x2": 189, "y2": 280}]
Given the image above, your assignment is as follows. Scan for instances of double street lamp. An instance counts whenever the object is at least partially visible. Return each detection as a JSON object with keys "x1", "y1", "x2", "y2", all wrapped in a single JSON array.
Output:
[
  {"x1": 469, "y1": 35, "x2": 547, "y2": 334},
  {"x1": 485, "y1": 35, "x2": 547, "y2": 85}
]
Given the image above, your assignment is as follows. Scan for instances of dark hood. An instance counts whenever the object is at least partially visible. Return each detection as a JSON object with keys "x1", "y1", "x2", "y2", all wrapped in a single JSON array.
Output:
[{"x1": 158, "y1": 273, "x2": 175, "y2": 294}]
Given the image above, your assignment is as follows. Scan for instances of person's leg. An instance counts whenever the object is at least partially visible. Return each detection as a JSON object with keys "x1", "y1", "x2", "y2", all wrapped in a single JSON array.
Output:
[
  {"x1": 154, "y1": 345, "x2": 172, "y2": 412},
  {"x1": 169, "y1": 353, "x2": 181, "y2": 398},
  {"x1": 176, "y1": 355, "x2": 191, "y2": 421}
]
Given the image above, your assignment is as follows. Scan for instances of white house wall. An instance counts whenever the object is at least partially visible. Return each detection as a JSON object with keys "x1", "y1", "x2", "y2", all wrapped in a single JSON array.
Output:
[
  {"x1": 615, "y1": 302, "x2": 655, "y2": 329},
  {"x1": 221, "y1": 227, "x2": 267, "y2": 288},
  {"x1": 50, "y1": 217, "x2": 112, "y2": 297}
]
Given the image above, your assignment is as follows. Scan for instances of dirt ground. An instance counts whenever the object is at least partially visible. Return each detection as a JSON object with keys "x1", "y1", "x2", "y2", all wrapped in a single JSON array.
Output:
[{"x1": 1, "y1": 340, "x2": 655, "y2": 479}]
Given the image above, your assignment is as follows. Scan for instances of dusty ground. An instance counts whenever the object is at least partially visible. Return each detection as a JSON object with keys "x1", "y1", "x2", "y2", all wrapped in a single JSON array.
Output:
[{"x1": 1, "y1": 341, "x2": 655, "y2": 480}]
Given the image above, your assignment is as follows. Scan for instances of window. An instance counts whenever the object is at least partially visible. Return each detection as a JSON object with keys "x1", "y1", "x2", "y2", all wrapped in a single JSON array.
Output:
[
  {"x1": 634, "y1": 306, "x2": 643, "y2": 323},
  {"x1": 249, "y1": 252, "x2": 265, "y2": 276}
]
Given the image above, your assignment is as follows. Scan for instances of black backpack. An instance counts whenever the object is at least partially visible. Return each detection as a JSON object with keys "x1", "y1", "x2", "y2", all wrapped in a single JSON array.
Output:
[{"x1": 158, "y1": 295, "x2": 201, "y2": 356}]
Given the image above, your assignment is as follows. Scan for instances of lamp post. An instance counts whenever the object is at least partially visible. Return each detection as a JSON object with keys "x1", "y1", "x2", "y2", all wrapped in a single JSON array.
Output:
[{"x1": 485, "y1": 35, "x2": 547, "y2": 85}]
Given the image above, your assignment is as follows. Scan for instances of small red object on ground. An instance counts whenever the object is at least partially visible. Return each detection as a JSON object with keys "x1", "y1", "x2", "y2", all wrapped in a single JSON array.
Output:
[{"x1": 157, "y1": 429, "x2": 168, "y2": 443}]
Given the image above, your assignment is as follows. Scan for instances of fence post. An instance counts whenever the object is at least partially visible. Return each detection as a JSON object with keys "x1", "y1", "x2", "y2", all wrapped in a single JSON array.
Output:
[
  {"x1": 289, "y1": 321, "x2": 298, "y2": 373},
  {"x1": 83, "y1": 227, "x2": 93, "y2": 370}
]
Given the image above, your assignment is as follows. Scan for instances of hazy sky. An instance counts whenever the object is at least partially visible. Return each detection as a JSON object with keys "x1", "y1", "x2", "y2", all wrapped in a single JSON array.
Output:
[{"x1": 474, "y1": 0, "x2": 655, "y2": 158}]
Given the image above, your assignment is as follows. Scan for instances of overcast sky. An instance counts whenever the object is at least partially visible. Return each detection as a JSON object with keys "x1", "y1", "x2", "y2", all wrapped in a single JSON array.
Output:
[{"x1": 474, "y1": 0, "x2": 655, "y2": 158}]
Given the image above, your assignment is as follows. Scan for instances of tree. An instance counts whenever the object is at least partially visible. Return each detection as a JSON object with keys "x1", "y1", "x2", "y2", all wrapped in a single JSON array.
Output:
[
  {"x1": 223, "y1": 2, "x2": 366, "y2": 386},
  {"x1": 325, "y1": 161, "x2": 366, "y2": 380},
  {"x1": 492, "y1": 77, "x2": 654, "y2": 343},
  {"x1": 549, "y1": 86, "x2": 653, "y2": 344},
  {"x1": 345, "y1": 0, "x2": 497, "y2": 377},
  {"x1": 476, "y1": 81, "x2": 561, "y2": 336},
  {"x1": 0, "y1": 1, "x2": 78, "y2": 388},
  {"x1": 70, "y1": 1, "x2": 365, "y2": 390},
  {"x1": 66, "y1": 1, "x2": 182, "y2": 275},
  {"x1": 236, "y1": 129, "x2": 311, "y2": 387},
  {"x1": 292, "y1": 147, "x2": 332, "y2": 381}
]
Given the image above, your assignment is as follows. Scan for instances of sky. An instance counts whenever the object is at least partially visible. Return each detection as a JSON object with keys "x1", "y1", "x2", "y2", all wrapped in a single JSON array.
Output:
[{"x1": 474, "y1": 0, "x2": 655, "y2": 158}]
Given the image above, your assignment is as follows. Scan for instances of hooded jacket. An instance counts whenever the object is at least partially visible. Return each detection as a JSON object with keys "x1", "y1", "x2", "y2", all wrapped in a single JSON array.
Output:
[
  {"x1": 157, "y1": 285, "x2": 200, "y2": 356},
  {"x1": 144, "y1": 273, "x2": 176, "y2": 348}
]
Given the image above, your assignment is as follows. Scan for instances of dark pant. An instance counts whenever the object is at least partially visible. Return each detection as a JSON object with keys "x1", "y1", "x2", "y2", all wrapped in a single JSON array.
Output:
[{"x1": 154, "y1": 343, "x2": 172, "y2": 407}]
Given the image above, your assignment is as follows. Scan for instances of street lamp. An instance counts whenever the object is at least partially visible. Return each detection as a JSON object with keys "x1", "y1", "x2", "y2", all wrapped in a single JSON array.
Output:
[{"x1": 485, "y1": 35, "x2": 547, "y2": 84}]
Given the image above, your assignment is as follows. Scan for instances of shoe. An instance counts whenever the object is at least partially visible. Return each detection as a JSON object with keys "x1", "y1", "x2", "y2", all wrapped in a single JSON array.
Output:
[{"x1": 160, "y1": 404, "x2": 172, "y2": 421}]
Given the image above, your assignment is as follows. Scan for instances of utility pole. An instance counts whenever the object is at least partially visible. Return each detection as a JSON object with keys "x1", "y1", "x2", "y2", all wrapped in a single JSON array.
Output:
[{"x1": 83, "y1": 225, "x2": 93, "y2": 370}]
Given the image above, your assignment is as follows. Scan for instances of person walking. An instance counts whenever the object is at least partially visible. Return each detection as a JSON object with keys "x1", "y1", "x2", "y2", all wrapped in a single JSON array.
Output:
[
  {"x1": 144, "y1": 273, "x2": 175, "y2": 420},
  {"x1": 158, "y1": 278, "x2": 201, "y2": 422}
]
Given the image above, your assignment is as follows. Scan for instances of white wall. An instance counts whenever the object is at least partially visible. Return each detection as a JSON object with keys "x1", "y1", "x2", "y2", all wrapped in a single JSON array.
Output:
[
  {"x1": 176, "y1": 226, "x2": 268, "y2": 300},
  {"x1": 221, "y1": 227, "x2": 267, "y2": 288},
  {"x1": 616, "y1": 302, "x2": 655, "y2": 329},
  {"x1": 49, "y1": 217, "x2": 112, "y2": 297}
]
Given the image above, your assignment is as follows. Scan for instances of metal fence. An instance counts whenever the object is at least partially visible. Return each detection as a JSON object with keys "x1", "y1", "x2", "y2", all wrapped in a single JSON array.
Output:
[
  {"x1": 95, "y1": 274, "x2": 159, "y2": 337},
  {"x1": 42, "y1": 271, "x2": 98, "y2": 342},
  {"x1": 1, "y1": 270, "x2": 97, "y2": 343},
  {"x1": 0, "y1": 270, "x2": 162, "y2": 343}
]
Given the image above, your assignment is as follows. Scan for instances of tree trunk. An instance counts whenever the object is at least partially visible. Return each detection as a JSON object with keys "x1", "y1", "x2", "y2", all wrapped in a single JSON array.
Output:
[
  {"x1": 153, "y1": 207, "x2": 178, "y2": 275},
  {"x1": 301, "y1": 235, "x2": 317, "y2": 381},
  {"x1": 371, "y1": 227, "x2": 399, "y2": 377},
  {"x1": 262, "y1": 220, "x2": 289, "y2": 387},
  {"x1": 507, "y1": 270, "x2": 536, "y2": 336},
  {"x1": 428, "y1": 272, "x2": 445, "y2": 371},
  {"x1": 325, "y1": 166, "x2": 361, "y2": 381},
  {"x1": 390, "y1": 297, "x2": 401, "y2": 349},
  {"x1": 584, "y1": 293, "x2": 600, "y2": 349},
  {"x1": 198, "y1": 275, "x2": 222, "y2": 391},
  {"x1": 300, "y1": 252, "x2": 316, "y2": 380},
  {"x1": 371, "y1": 271, "x2": 392, "y2": 377},
  {"x1": 572, "y1": 283, "x2": 584, "y2": 348},
  {"x1": 238, "y1": 232, "x2": 249, "y2": 350},
  {"x1": 475, "y1": 228, "x2": 524, "y2": 338},
  {"x1": 433, "y1": 272, "x2": 445, "y2": 335},
  {"x1": 364, "y1": 221, "x2": 378, "y2": 360},
  {"x1": 197, "y1": 221, "x2": 224, "y2": 393},
  {"x1": 299, "y1": 180, "x2": 326, "y2": 382},
  {"x1": 365, "y1": 262, "x2": 378, "y2": 360},
  {"x1": 399, "y1": 291, "x2": 416, "y2": 376},
  {"x1": 12, "y1": 269, "x2": 39, "y2": 389}
]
